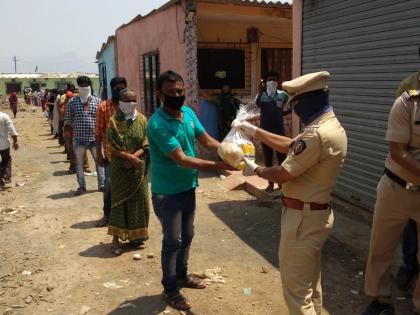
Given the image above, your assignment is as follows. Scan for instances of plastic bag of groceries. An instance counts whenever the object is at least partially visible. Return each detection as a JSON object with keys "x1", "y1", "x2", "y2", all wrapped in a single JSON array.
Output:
[{"x1": 218, "y1": 103, "x2": 259, "y2": 170}]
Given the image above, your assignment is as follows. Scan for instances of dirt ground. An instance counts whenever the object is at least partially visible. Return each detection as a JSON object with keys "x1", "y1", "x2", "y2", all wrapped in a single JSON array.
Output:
[{"x1": 0, "y1": 103, "x2": 414, "y2": 315}]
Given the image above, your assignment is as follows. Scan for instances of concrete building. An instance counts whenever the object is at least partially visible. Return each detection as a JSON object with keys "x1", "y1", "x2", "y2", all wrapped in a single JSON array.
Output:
[
  {"x1": 115, "y1": 0, "x2": 292, "y2": 118},
  {"x1": 0, "y1": 73, "x2": 100, "y2": 96},
  {"x1": 96, "y1": 36, "x2": 117, "y2": 100},
  {"x1": 293, "y1": 0, "x2": 420, "y2": 209}
]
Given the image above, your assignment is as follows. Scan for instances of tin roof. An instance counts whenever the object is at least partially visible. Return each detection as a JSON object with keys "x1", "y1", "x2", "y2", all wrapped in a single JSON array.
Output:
[
  {"x1": 96, "y1": 36, "x2": 116, "y2": 60},
  {"x1": 0, "y1": 73, "x2": 99, "y2": 79},
  {"x1": 117, "y1": 0, "x2": 291, "y2": 30}
]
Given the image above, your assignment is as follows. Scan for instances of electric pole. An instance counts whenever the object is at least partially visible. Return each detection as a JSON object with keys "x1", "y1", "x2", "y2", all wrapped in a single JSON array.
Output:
[{"x1": 12, "y1": 56, "x2": 18, "y2": 73}]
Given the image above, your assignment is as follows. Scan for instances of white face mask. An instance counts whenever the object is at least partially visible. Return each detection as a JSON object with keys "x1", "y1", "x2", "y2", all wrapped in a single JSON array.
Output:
[
  {"x1": 119, "y1": 101, "x2": 137, "y2": 114},
  {"x1": 78, "y1": 86, "x2": 91, "y2": 102},
  {"x1": 266, "y1": 81, "x2": 278, "y2": 96}
]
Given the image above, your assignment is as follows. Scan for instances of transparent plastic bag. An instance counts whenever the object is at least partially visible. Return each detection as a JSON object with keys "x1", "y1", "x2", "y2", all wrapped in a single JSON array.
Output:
[{"x1": 218, "y1": 103, "x2": 259, "y2": 170}]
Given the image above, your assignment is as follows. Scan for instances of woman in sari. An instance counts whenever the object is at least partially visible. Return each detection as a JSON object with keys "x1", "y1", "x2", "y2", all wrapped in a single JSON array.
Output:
[
  {"x1": 8, "y1": 92, "x2": 18, "y2": 118},
  {"x1": 107, "y1": 88, "x2": 150, "y2": 255}
]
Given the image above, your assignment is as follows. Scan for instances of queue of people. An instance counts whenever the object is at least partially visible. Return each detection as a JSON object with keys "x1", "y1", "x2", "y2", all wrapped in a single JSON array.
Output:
[{"x1": 17, "y1": 67, "x2": 418, "y2": 315}]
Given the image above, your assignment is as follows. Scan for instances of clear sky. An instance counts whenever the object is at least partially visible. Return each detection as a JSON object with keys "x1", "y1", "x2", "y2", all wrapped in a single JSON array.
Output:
[
  {"x1": 0, "y1": 0, "x2": 168, "y2": 74},
  {"x1": 0, "y1": 0, "x2": 291, "y2": 74}
]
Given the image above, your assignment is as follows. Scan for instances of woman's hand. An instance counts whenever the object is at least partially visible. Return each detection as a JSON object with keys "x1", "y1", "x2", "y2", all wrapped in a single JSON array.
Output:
[{"x1": 125, "y1": 153, "x2": 143, "y2": 169}]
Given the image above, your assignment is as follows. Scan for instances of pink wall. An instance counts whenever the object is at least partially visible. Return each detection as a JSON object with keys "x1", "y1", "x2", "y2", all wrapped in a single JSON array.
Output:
[
  {"x1": 291, "y1": 0, "x2": 302, "y2": 136},
  {"x1": 116, "y1": 4, "x2": 187, "y2": 114}
]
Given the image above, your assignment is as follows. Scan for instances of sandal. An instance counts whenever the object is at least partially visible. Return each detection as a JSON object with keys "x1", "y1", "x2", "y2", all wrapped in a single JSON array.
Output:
[
  {"x1": 112, "y1": 247, "x2": 122, "y2": 256},
  {"x1": 163, "y1": 292, "x2": 191, "y2": 310},
  {"x1": 179, "y1": 276, "x2": 206, "y2": 289}
]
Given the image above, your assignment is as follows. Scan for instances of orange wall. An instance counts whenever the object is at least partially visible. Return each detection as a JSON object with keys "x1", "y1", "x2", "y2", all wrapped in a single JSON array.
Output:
[{"x1": 116, "y1": 4, "x2": 187, "y2": 114}]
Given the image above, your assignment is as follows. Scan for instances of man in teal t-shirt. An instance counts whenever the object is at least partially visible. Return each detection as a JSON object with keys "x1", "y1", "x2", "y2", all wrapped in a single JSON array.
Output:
[{"x1": 147, "y1": 70, "x2": 231, "y2": 311}]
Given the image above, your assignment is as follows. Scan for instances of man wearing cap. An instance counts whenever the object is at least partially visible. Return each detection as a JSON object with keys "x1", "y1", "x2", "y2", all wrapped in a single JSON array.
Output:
[
  {"x1": 233, "y1": 71, "x2": 347, "y2": 315},
  {"x1": 393, "y1": 71, "x2": 420, "y2": 292},
  {"x1": 361, "y1": 88, "x2": 420, "y2": 315}
]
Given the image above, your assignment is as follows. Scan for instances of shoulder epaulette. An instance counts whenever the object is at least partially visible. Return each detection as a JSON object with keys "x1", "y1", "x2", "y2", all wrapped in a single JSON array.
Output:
[{"x1": 402, "y1": 89, "x2": 420, "y2": 100}]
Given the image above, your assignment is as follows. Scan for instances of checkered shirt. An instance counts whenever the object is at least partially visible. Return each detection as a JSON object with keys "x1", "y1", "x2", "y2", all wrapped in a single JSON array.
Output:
[
  {"x1": 95, "y1": 99, "x2": 118, "y2": 160},
  {"x1": 64, "y1": 95, "x2": 101, "y2": 142}
]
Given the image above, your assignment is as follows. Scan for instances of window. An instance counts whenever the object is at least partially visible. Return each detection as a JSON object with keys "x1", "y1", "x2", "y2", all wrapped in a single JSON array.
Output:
[
  {"x1": 6, "y1": 83, "x2": 21, "y2": 94},
  {"x1": 143, "y1": 51, "x2": 160, "y2": 114},
  {"x1": 98, "y1": 62, "x2": 108, "y2": 100},
  {"x1": 31, "y1": 83, "x2": 41, "y2": 91},
  {"x1": 56, "y1": 82, "x2": 67, "y2": 90},
  {"x1": 198, "y1": 48, "x2": 245, "y2": 89}
]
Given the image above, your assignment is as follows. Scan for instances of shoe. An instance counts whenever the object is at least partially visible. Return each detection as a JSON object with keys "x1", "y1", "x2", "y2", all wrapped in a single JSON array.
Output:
[
  {"x1": 84, "y1": 169, "x2": 92, "y2": 173},
  {"x1": 95, "y1": 216, "x2": 108, "y2": 227},
  {"x1": 396, "y1": 266, "x2": 418, "y2": 291},
  {"x1": 362, "y1": 300, "x2": 395, "y2": 315},
  {"x1": 68, "y1": 169, "x2": 76, "y2": 174},
  {"x1": 265, "y1": 183, "x2": 274, "y2": 193},
  {"x1": 98, "y1": 186, "x2": 105, "y2": 192},
  {"x1": 75, "y1": 187, "x2": 87, "y2": 196}
]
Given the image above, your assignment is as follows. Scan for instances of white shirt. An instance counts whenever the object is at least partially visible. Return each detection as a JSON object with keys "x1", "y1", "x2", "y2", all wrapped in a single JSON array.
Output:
[{"x1": 0, "y1": 112, "x2": 18, "y2": 150}]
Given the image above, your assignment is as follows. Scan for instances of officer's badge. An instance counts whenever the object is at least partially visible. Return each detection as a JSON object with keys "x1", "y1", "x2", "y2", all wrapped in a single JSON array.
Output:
[{"x1": 294, "y1": 140, "x2": 306, "y2": 155}]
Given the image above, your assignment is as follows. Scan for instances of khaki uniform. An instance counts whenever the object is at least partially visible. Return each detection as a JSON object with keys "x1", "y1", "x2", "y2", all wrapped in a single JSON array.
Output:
[
  {"x1": 280, "y1": 111, "x2": 347, "y2": 315},
  {"x1": 365, "y1": 91, "x2": 420, "y2": 311}
]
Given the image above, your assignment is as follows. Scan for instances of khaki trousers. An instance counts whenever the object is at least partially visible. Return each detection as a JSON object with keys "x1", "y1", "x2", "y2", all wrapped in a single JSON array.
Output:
[
  {"x1": 279, "y1": 206, "x2": 334, "y2": 315},
  {"x1": 365, "y1": 175, "x2": 420, "y2": 311}
]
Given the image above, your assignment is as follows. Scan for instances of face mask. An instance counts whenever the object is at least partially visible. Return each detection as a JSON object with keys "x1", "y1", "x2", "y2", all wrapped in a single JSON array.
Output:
[
  {"x1": 266, "y1": 81, "x2": 278, "y2": 96},
  {"x1": 292, "y1": 90, "x2": 332, "y2": 125},
  {"x1": 78, "y1": 86, "x2": 91, "y2": 102},
  {"x1": 111, "y1": 87, "x2": 124, "y2": 101},
  {"x1": 119, "y1": 101, "x2": 137, "y2": 114},
  {"x1": 163, "y1": 94, "x2": 185, "y2": 110}
]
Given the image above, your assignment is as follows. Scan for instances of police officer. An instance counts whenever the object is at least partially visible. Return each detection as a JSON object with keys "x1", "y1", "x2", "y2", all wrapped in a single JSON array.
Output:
[
  {"x1": 362, "y1": 89, "x2": 420, "y2": 315},
  {"x1": 395, "y1": 70, "x2": 420, "y2": 291},
  {"x1": 234, "y1": 71, "x2": 348, "y2": 315}
]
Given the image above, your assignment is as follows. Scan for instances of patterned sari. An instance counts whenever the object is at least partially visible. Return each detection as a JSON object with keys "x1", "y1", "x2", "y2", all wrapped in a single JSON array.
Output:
[{"x1": 107, "y1": 110, "x2": 150, "y2": 241}]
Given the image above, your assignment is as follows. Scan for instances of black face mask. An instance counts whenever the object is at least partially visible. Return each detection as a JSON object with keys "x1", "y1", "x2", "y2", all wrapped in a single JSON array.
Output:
[{"x1": 163, "y1": 93, "x2": 185, "y2": 110}]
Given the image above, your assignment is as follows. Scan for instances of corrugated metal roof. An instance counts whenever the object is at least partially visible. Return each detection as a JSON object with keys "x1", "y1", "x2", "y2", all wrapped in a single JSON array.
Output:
[
  {"x1": 117, "y1": 0, "x2": 291, "y2": 30},
  {"x1": 96, "y1": 36, "x2": 116, "y2": 60},
  {"x1": 0, "y1": 73, "x2": 99, "y2": 79}
]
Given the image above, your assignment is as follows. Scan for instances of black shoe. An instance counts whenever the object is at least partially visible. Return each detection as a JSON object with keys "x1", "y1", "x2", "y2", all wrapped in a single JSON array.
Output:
[
  {"x1": 75, "y1": 187, "x2": 87, "y2": 196},
  {"x1": 265, "y1": 183, "x2": 274, "y2": 193},
  {"x1": 95, "y1": 216, "x2": 108, "y2": 227},
  {"x1": 396, "y1": 266, "x2": 417, "y2": 291},
  {"x1": 362, "y1": 300, "x2": 395, "y2": 315}
]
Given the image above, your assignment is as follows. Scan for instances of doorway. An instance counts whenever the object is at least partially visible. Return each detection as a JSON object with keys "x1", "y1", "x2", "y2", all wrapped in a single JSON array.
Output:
[{"x1": 261, "y1": 48, "x2": 292, "y2": 83}]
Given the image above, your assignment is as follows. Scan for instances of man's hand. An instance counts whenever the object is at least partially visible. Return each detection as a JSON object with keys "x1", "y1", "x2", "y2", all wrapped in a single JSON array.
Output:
[
  {"x1": 215, "y1": 161, "x2": 236, "y2": 171},
  {"x1": 12, "y1": 142, "x2": 19, "y2": 151},
  {"x1": 232, "y1": 120, "x2": 257, "y2": 138},
  {"x1": 242, "y1": 158, "x2": 259, "y2": 176},
  {"x1": 97, "y1": 153, "x2": 105, "y2": 167}
]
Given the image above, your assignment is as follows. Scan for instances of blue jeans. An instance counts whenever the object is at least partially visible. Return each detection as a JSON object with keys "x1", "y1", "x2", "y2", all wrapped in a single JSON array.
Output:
[
  {"x1": 152, "y1": 189, "x2": 196, "y2": 294},
  {"x1": 73, "y1": 140, "x2": 104, "y2": 189},
  {"x1": 103, "y1": 160, "x2": 111, "y2": 217}
]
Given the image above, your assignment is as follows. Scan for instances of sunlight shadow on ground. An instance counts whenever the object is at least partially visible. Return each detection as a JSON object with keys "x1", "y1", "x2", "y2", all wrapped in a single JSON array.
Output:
[
  {"x1": 47, "y1": 190, "x2": 97, "y2": 200},
  {"x1": 107, "y1": 294, "x2": 198, "y2": 315},
  {"x1": 208, "y1": 199, "x2": 281, "y2": 267},
  {"x1": 70, "y1": 220, "x2": 99, "y2": 229}
]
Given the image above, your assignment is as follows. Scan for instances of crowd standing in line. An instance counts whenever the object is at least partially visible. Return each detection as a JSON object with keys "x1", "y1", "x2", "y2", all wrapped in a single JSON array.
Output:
[{"x1": 1, "y1": 65, "x2": 419, "y2": 315}]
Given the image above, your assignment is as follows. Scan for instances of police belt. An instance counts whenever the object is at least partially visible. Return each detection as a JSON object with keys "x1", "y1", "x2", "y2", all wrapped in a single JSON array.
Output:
[
  {"x1": 281, "y1": 196, "x2": 329, "y2": 211},
  {"x1": 384, "y1": 168, "x2": 420, "y2": 191}
]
